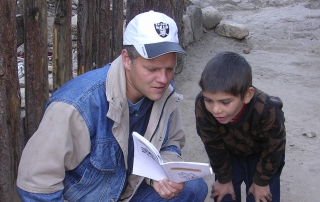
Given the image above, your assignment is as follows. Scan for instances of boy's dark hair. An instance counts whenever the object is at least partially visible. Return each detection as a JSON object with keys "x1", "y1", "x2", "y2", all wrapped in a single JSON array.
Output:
[{"x1": 199, "y1": 51, "x2": 252, "y2": 100}]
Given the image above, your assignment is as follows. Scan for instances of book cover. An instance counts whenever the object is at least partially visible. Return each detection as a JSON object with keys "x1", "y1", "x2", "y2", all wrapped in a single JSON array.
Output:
[{"x1": 132, "y1": 132, "x2": 213, "y2": 183}]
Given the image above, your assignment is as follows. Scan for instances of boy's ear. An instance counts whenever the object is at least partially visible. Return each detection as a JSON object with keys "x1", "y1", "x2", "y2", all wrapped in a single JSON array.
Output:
[{"x1": 243, "y1": 87, "x2": 255, "y2": 104}]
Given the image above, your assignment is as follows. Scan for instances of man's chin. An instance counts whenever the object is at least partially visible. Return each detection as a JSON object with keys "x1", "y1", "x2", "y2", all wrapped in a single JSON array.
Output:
[{"x1": 147, "y1": 93, "x2": 165, "y2": 101}]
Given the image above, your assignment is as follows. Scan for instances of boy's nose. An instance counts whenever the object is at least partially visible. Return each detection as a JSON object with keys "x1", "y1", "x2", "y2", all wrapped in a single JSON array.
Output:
[{"x1": 212, "y1": 105, "x2": 221, "y2": 114}]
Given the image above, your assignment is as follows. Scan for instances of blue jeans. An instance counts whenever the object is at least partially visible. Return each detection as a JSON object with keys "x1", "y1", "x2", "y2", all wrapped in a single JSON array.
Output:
[
  {"x1": 130, "y1": 178, "x2": 208, "y2": 202},
  {"x1": 215, "y1": 153, "x2": 285, "y2": 202}
]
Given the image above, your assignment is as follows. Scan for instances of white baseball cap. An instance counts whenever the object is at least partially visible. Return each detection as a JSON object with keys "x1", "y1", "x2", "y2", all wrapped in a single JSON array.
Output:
[{"x1": 123, "y1": 10, "x2": 186, "y2": 59}]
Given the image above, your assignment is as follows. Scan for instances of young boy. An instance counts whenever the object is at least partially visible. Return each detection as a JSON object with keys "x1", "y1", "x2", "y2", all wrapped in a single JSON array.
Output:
[{"x1": 195, "y1": 51, "x2": 286, "y2": 202}]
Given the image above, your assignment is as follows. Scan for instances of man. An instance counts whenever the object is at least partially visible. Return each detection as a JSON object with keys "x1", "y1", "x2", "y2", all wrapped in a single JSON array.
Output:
[{"x1": 17, "y1": 10, "x2": 208, "y2": 201}]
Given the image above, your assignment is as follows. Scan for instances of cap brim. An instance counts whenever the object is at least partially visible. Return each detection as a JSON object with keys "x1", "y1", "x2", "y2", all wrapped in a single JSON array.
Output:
[{"x1": 134, "y1": 42, "x2": 186, "y2": 59}]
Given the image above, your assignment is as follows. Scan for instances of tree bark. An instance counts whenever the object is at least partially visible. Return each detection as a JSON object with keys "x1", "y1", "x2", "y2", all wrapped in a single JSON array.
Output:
[
  {"x1": 0, "y1": 1, "x2": 23, "y2": 201},
  {"x1": 111, "y1": 0, "x2": 124, "y2": 60},
  {"x1": 24, "y1": 0, "x2": 49, "y2": 139},
  {"x1": 53, "y1": 0, "x2": 72, "y2": 91},
  {"x1": 77, "y1": 0, "x2": 94, "y2": 74},
  {"x1": 96, "y1": 0, "x2": 111, "y2": 67}
]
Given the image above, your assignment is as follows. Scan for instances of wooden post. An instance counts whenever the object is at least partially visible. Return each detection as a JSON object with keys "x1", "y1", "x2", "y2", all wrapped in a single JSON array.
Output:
[
  {"x1": 77, "y1": 0, "x2": 94, "y2": 75},
  {"x1": 96, "y1": 0, "x2": 111, "y2": 68},
  {"x1": 0, "y1": 1, "x2": 23, "y2": 201},
  {"x1": 53, "y1": 0, "x2": 72, "y2": 91},
  {"x1": 24, "y1": 0, "x2": 49, "y2": 139},
  {"x1": 111, "y1": 0, "x2": 124, "y2": 61}
]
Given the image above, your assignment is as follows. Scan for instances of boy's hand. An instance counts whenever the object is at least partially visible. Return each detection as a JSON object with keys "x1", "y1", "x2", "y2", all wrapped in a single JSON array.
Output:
[
  {"x1": 211, "y1": 180, "x2": 236, "y2": 202},
  {"x1": 152, "y1": 179, "x2": 184, "y2": 199},
  {"x1": 248, "y1": 183, "x2": 272, "y2": 202}
]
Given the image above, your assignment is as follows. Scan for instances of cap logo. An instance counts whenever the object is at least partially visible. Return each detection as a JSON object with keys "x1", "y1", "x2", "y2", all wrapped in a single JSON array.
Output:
[{"x1": 154, "y1": 22, "x2": 169, "y2": 38}]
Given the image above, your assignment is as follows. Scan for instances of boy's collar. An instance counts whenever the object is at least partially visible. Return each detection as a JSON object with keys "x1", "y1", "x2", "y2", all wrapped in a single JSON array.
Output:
[{"x1": 230, "y1": 104, "x2": 247, "y2": 123}]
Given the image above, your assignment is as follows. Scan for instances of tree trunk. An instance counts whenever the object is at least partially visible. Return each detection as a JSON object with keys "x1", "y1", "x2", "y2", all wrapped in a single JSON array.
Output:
[
  {"x1": 77, "y1": 0, "x2": 94, "y2": 75},
  {"x1": 24, "y1": 0, "x2": 49, "y2": 139},
  {"x1": 96, "y1": 0, "x2": 111, "y2": 67},
  {"x1": 0, "y1": 1, "x2": 23, "y2": 201},
  {"x1": 53, "y1": 0, "x2": 72, "y2": 91}
]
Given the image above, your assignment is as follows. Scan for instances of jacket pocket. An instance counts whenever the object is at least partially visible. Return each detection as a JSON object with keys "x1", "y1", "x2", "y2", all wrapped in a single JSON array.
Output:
[
  {"x1": 63, "y1": 140, "x2": 124, "y2": 201},
  {"x1": 90, "y1": 140, "x2": 122, "y2": 171}
]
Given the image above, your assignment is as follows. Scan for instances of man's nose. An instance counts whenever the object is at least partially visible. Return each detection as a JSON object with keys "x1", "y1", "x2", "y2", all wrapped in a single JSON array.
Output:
[{"x1": 156, "y1": 70, "x2": 168, "y2": 84}]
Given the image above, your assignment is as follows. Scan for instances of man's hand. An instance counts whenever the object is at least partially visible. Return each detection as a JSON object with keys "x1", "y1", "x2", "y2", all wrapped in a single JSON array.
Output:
[
  {"x1": 152, "y1": 179, "x2": 184, "y2": 199},
  {"x1": 248, "y1": 183, "x2": 272, "y2": 202},
  {"x1": 210, "y1": 180, "x2": 236, "y2": 202}
]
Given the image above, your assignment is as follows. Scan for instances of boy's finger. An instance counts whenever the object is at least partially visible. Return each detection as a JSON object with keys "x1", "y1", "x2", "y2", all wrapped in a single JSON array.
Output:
[
  {"x1": 210, "y1": 192, "x2": 218, "y2": 199},
  {"x1": 231, "y1": 193, "x2": 236, "y2": 200},
  {"x1": 266, "y1": 193, "x2": 273, "y2": 201},
  {"x1": 247, "y1": 186, "x2": 253, "y2": 196},
  {"x1": 216, "y1": 195, "x2": 223, "y2": 202}
]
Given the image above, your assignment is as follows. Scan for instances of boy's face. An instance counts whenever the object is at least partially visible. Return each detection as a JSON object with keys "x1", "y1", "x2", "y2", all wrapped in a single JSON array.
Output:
[{"x1": 202, "y1": 89, "x2": 253, "y2": 124}]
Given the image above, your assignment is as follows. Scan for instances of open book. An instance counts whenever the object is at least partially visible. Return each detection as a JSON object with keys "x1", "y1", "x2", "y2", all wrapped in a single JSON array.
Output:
[{"x1": 132, "y1": 132, "x2": 213, "y2": 183}]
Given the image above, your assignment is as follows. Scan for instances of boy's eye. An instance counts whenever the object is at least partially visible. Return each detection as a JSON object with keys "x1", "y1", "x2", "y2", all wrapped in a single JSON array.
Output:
[
  {"x1": 204, "y1": 98, "x2": 212, "y2": 103},
  {"x1": 222, "y1": 101, "x2": 230, "y2": 105}
]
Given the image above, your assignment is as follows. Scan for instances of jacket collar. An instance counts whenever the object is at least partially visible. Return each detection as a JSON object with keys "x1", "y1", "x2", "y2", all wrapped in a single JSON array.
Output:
[{"x1": 106, "y1": 56, "x2": 128, "y2": 124}]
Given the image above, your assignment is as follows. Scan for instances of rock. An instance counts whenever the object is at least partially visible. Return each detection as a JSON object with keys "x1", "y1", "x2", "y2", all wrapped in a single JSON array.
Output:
[
  {"x1": 302, "y1": 131, "x2": 316, "y2": 138},
  {"x1": 201, "y1": 6, "x2": 222, "y2": 30},
  {"x1": 214, "y1": 20, "x2": 249, "y2": 39},
  {"x1": 243, "y1": 48, "x2": 250, "y2": 54},
  {"x1": 182, "y1": 15, "x2": 193, "y2": 47},
  {"x1": 186, "y1": 5, "x2": 203, "y2": 42},
  {"x1": 190, "y1": 0, "x2": 211, "y2": 9}
]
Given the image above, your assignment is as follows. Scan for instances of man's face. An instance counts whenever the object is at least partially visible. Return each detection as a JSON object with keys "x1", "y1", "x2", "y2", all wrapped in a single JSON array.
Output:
[
  {"x1": 202, "y1": 91, "x2": 245, "y2": 124},
  {"x1": 123, "y1": 51, "x2": 177, "y2": 103}
]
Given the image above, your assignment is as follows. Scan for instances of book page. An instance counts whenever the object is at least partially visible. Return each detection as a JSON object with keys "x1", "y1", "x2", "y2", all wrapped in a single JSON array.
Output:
[
  {"x1": 132, "y1": 132, "x2": 213, "y2": 183},
  {"x1": 161, "y1": 162, "x2": 213, "y2": 183},
  {"x1": 132, "y1": 132, "x2": 167, "y2": 181}
]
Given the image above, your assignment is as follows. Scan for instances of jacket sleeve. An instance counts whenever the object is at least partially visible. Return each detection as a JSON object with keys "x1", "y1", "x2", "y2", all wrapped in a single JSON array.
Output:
[
  {"x1": 195, "y1": 93, "x2": 233, "y2": 184},
  {"x1": 16, "y1": 102, "x2": 91, "y2": 200},
  {"x1": 160, "y1": 106, "x2": 186, "y2": 163},
  {"x1": 17, "y1": 186, "x2": 64, "y2": 202}
]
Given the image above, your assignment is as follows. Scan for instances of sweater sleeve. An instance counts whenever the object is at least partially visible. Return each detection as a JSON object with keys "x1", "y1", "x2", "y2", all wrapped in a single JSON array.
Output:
[
  {"x1": 252, "y1": 96, "x2": 286, "y2": 186},
  {"x1": 16, "y1": 102, "x2": 91, "y2": 196},
  {"x1": 194, "y1": 93, "x2": 233, "y2": 184}
]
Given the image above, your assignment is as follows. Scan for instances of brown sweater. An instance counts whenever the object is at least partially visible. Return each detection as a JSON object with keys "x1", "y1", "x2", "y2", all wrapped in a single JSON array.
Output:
[{"x1": 195, "y1": 88, "x2": 286, "y2": 186}]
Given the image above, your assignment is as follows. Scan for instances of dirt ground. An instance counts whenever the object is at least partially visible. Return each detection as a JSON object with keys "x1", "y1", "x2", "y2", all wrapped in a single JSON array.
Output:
[{"x1": 175, "y1": 1, "x2": 320, "y2": 201}]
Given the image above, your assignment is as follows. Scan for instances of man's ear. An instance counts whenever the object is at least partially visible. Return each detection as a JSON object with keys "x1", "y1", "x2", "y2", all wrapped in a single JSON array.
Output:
[
  {"x1": 243, "y1": 87, "x2": 255, "y2": 104},
  {"x1": 122, "y1": 49, "x2": 131, "y2": 70}
]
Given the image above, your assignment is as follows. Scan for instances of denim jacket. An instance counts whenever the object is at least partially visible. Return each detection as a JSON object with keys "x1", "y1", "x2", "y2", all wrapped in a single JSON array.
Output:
[{"x1": 17, "y1": 56, "x2": 186, "y2": 202}]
